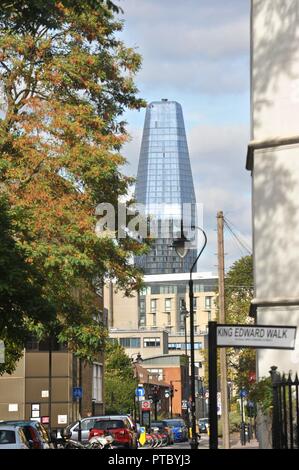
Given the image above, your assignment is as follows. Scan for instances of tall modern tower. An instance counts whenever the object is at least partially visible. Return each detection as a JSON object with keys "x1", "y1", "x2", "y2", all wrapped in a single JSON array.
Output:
[{"x1": 135, "y1": 99, "x2": 197, "y2": 274}]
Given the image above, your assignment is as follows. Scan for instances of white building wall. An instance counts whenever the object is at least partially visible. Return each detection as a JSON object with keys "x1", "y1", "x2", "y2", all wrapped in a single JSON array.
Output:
[{"x1": 251, "y1": 0, "x2": 299, "y2": 378}]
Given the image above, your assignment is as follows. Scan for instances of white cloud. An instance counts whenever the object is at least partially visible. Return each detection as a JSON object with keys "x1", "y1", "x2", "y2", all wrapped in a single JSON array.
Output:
[{"x1": 120, "y1": 0, "x2": 250, "y2": 94}]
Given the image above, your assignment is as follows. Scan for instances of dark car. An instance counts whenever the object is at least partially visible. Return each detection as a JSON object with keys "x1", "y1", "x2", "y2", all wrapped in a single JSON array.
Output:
[
  {"x1": 162, "y1": 418, "x2": 188, "y2": 442},
  {"x1": 89, "y1": 417, "x2": 137, "y2": 449},
  {"x1": 150, "y1": 421, "x2": 174, "y2": 445},
  {"x1": 198, "y1": 418, "x2": 209, "y2": 433},
  {"x1": 1, "y1": 420, "x2": 54, "y2": 449}
]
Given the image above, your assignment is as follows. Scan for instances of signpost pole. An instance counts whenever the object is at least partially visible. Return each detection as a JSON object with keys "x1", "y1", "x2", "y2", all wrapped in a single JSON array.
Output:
[{"x1": 208, "y1": 321, "x2": 218, "y2": 449}]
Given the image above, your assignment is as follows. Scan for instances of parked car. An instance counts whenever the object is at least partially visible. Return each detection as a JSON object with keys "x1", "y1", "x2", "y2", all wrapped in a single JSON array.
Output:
[
  {"x1": 89, "y1": 416, "x2": 137, "y2": 449},
  {"x1": 64, "y1": 415, "x2": 136, "y2": 446},
  {"x1": 0, "y1": 425, "x2": 29, "y2": 449},
  {"x1": 161, "y1": 418, "x2": 188, "y2": 442},
  {"x1": 198, "y1": 418, "x2": 209, "y2": 433},
  {"x1": 1, "y1": 420, "x2": 54, "y2": 449},
  {"x1": 150, "y1": 421, "x2": 174, "y2": 445}
]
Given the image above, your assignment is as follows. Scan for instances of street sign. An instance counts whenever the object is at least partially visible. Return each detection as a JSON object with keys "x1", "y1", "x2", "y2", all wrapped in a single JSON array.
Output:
[
  {"x1": 72, "y1": 387, "x2": 83, "y2": 399},
  {"x1": 139, "y1": 427, "x2": 146, "y2": 446},
  {"x1": 141, "y1": 401, "x2": 151, "y2": 411},
  {"x1": 239, "y1": 389, "x2": 248, "y2": 398},
  {"x1": 135, "y1": 386, "x2": 145, "y2": 397},
  {"x1": 217, "y1": 324, "x2": 297, "y2": 349},
  {"x1": 181, "y1": 400, "x2": 188, "y2": 410}
]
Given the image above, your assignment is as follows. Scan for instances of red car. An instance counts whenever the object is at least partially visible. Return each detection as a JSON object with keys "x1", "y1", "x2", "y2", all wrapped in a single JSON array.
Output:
[{"x1": 89, "y1": 417, "x2": 137, "y2": 449}]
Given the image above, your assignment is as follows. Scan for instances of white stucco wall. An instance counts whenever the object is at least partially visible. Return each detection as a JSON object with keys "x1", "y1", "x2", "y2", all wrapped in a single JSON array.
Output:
[
  {"x1": 252, "y1": 0, "x2": 299, "y2": 141},
  {"x1": 251, "y1": 0, "x2": 299, "y2": 377}
]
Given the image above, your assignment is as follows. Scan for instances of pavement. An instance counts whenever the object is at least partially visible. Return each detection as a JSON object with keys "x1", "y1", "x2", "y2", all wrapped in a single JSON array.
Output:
[
  {"x1": 187, "y1": 433, "x2": 260, "y2": 449},
  {"x1": 219, "y1": 432, "x2": 259, "y2": 449}
]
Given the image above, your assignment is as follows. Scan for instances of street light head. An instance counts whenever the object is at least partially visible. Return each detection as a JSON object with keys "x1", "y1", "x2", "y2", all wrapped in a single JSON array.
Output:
[{"x1": 172, "y1": 237, "x2": 189, "y2": 259}]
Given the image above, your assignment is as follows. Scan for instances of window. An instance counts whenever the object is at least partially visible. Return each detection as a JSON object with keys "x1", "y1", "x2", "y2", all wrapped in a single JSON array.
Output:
[
  {"x1": 165, "y1": 298, "x2": 172, "y2": 312},
  {"x1": 92, "y1": 364, "x2": 103, "y2": 402},
  {"x1": 179, "y1": 298, "x2": 187, "y2": 312},
  {"x1": 147, "y1": 368, "x2": 163, "y2": 380},
  {"x1": 81, "y1": 419, "x2": 96, "y2": 431},
  {"x1": 0, "y1": 430, "x2": 16, "y2": 444},
  {"x1": 150, "y1": 299, "x2": 157, "y2": 313},
  {"x1": 139, "y1": 299, "x2": 146, "y2": 313},
  {"x1": 119, "y1": 337, "x2": 141, "y2": 348},
  {"x1": 160, "y1": 285, "x2": 177, "y2": 294},
  {"x1": 144, "y1": 337, "x2": 160, "y2": 347},
  {"x1": 205, "y1": 296, "x2": 212, "y2": 310},
  {"x1": 168, "y1": 342, "x2": 202, "y2": 351}
]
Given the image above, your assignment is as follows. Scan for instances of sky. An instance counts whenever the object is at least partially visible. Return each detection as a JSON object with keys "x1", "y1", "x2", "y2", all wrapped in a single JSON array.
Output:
[{"x1": 117, "y1": 0, "x2": 252, "y2": 273}]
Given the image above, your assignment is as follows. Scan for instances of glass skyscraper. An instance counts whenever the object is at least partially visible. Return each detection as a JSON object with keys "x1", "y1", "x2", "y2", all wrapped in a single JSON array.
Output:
[{"x1": 135, "y1": 99, "x2": 197, "y2": 274}]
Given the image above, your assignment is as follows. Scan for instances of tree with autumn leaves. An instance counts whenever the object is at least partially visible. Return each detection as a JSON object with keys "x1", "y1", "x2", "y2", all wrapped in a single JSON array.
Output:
[{"x1": 0, "y1": 0, "x2": 147, "y2": 372}]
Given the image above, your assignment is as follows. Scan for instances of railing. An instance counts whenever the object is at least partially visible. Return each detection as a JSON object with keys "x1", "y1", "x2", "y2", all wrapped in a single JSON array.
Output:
[{"x1": 270, "y1": 366, "x2": 299, "y2": 449}]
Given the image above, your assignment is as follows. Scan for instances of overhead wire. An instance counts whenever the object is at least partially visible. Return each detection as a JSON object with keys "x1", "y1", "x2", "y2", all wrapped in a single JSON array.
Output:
[
  {"x1": 224, "y1": 216, "x2": 252, "y2": 254},
  {"x1": 223, "y1": 217, "x2": 252, "y2": 256}
]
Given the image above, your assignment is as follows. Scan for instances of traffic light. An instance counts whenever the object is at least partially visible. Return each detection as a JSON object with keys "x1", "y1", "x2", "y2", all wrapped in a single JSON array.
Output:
[
  {"x1": 164, "y1": 385, "x2": 174, "y2": 399},
  {"x1": 151, "y1": 385, "x2": 160, "y2": 403}
]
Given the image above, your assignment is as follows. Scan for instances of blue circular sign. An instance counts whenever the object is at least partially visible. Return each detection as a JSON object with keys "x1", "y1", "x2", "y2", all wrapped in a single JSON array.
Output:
[{"x1": 135, "y1": 387, "x2": 145, "y2": 397}]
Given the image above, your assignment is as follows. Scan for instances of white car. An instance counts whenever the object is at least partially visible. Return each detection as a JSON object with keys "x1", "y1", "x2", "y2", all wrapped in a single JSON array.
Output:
[{"x1": 0, "y1": 425, "x2": 29, "y2": 449}]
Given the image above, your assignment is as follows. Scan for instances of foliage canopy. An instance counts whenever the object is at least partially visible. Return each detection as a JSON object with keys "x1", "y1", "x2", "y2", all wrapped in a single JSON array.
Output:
[{"x1": 0, "y1": 0, "x2": 146, "y2": 372}]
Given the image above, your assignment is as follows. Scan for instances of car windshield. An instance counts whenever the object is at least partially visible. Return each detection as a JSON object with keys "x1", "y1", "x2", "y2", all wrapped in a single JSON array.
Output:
[
  {"x1": 151, "y1": 422, "x2": 163, "y2": 430},
  {"x1": 164, "y1": 420, "x2": 184, "y2": 427},
  {"x1": 0, "y1": 430, "x2": 16, "y2": 444},
  {"x1": 94, "y1": 420, "x2": 125, "y2": 430}
]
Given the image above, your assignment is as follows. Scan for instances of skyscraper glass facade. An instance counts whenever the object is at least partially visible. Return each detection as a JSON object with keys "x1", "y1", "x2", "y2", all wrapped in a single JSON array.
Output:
[{"x1": 135, "y1": 100, "x2": 197, "y2": 274}]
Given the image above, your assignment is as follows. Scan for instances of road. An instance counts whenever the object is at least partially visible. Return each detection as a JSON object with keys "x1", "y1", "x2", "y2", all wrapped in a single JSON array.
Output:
[{"x1": 140, "y1": 435, "x2": 209, "y2": 450}]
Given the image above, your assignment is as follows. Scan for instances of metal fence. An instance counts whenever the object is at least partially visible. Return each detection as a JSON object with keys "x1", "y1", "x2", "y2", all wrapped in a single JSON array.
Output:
[{"x1": 270, "y1": 366, "x2": 299, "y2": 449}]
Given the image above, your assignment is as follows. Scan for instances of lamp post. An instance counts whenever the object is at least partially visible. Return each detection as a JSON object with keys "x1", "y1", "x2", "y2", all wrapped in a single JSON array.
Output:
[
  {"x1": 180, "y1": 300, "x2": 189, "y2": 357},
  {"x1": 173, "y1": 225, "x2": 207, "y2": 450},
  {"x1": 131, "y1": 353, "x2": 143, "y2": 424}
]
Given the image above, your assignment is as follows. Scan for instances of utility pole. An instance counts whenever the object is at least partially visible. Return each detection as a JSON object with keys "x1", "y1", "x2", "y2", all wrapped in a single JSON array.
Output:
[{"x1": 217, "y1": 211, "x2": 230, "y2": 449}]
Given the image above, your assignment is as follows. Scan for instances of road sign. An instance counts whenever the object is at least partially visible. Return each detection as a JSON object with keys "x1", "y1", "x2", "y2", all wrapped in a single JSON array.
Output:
[
  {"x1": 217, "y1": 324, "x2": 297, "y2": 349},
  {"x1": 135, "y1": 386, "x2": 145, "y2": 397},
  {"x1": 182, "y1": 400, "x2": 188, "y2": 410},
  {"x1": 141, "y1": 400, "x2": 151, "y2": 411},
  {"x1": 239, "y1": 389, "x2": 248, "y2": 398},
  {"x1": 139, "y1": 427, "x2": 146, "y2": 446},
  {"x1": 72, "y1": 387, "x2": 83, "y2": 399}
]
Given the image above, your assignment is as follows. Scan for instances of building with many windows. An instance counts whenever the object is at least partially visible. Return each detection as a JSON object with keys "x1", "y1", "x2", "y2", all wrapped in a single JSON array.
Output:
[
  {"x1": 104, "y1": 272, "x2": 217, "y2": 378},
  {"x1": 0, "y1": 291, "x2": 105, "y2": 429},
  {"x1": 135, "y1": 99, "x2": 197, "y2": 275}
]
